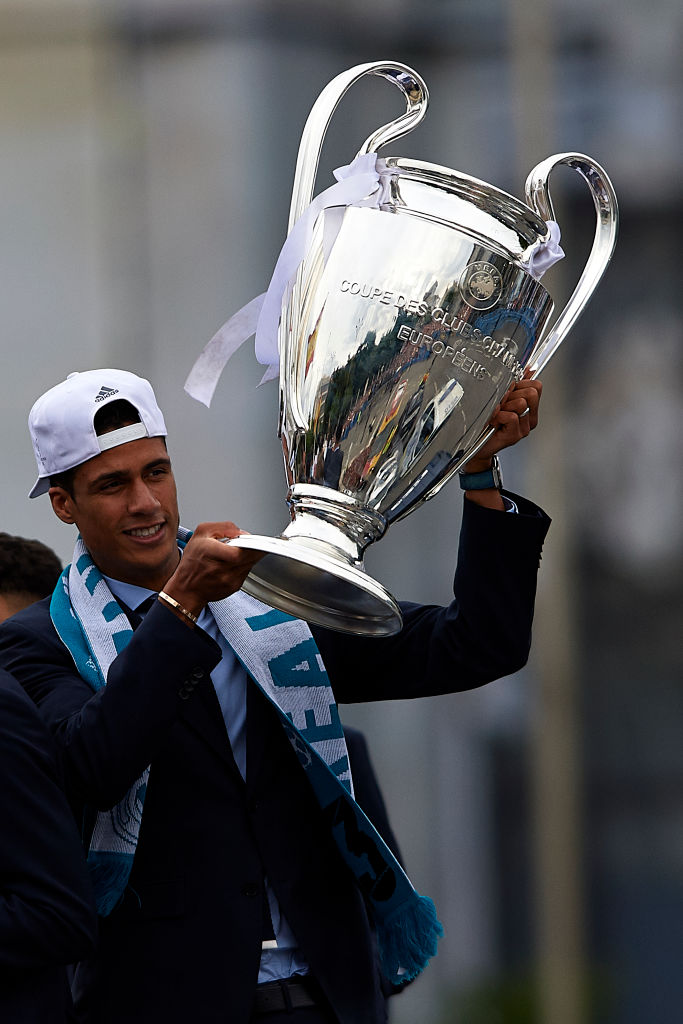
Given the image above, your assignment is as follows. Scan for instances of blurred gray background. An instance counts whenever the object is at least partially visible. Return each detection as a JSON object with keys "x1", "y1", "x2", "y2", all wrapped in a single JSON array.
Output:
[{"x1": 1, "y1": 1, "x2": 681, "y2": 1021}]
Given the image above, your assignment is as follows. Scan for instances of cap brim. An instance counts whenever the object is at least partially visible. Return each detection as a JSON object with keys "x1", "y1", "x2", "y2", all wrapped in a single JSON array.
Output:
[{"x1": 28, "y1": 477, "x2": 51, "y2": 499}]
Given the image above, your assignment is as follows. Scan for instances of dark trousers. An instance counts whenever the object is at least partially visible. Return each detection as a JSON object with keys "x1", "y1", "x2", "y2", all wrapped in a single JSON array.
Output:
[
  {"x1": 249, "y1": 977, "x2": 339, "y2": 1024},
  {"x1": 250, "y1": 1008, "x2": 338, "y2": 1024}
]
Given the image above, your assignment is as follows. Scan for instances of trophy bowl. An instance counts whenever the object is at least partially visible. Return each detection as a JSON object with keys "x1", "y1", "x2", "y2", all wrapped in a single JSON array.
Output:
[{"x1": 225, "y1": 61, "x2": 618, "y2": 635}]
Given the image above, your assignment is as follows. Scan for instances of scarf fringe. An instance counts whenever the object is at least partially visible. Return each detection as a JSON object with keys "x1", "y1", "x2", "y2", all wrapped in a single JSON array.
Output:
[
  {"x1": 378, "y1": 897, "x2": 444, "y2": 983},
  {"x1": 378, "y1": 893, "x2": 443, "y2": 986}
]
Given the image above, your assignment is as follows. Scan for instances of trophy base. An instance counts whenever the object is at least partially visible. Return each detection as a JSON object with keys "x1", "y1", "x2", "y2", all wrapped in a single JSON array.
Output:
[{"x1": 226, "y1": 533, "x2": 403, "y2": 637}]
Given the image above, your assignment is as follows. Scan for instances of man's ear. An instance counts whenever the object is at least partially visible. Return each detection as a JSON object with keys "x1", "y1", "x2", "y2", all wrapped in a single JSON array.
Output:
[{"x1": 49, "y1": 486, "x2": 77, "y2": 525}]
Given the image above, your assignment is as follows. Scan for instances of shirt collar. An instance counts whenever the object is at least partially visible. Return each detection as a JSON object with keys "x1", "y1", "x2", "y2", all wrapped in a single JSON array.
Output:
[
  {"x1": 103, "y1": 575, "x2": 157, "y2": 612},
  {"x1": 103, "y1": 545, "x2": 183, "y2": 611}
]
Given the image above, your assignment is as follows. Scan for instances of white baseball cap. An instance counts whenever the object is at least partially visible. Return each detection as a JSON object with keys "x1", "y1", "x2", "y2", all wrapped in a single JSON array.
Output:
[{"x1": 28, "y1": 369, "x2": 167, "y2": 498}]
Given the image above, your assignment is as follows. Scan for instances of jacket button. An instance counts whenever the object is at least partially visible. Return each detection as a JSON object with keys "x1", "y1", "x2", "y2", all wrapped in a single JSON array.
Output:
[
  {"x1": 178, "y1": 684, "x2": 193, "y2": 700},
  {"x1": 242, "y1": 883, "x2": 259, "y2": 898},
  {"x1": 190, "y1": 667, "x2": 205, "y2": 681}
]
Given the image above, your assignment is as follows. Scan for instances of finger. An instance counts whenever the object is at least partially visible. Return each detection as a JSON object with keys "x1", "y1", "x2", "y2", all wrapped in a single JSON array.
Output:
[
  {"x1": 216, "y1": 522, "x2": 242, "y2": 539},
  {"x1": 499, "y1": 394, "x2": 531, "y2": 417},
  {"x1": 511, "y1": 377, "x2": 542, "y2": 397},
  {"x1": 489, "y1": 409, "x2": 524, "y2": 437},
  {"x1": 517, "y1": 383, "x2": 542, "y2": 428},
  {"x1": 215, "y1": 533, "x2": 264, "y2": 565},
  {"x1": 216, "y1": 524, "x2": 243, "y2": 541},
  {"x1": 513, "y1": 380, "x2": 542, "y2": 407},
  {"x1": 503, "y1": 383, "x2": 541, "y2": 428},
  {"x1": 504, "y1": 409, "x2": 531, "y2": 439},
  {"x1": 193, "y1": 521, "x2": 243, "y2": 540},
  {"x1": 226, "y1": 546, "x2": 264, "y2": 574},
  {"x1": 525, "y1": 389, "x2": 540, "y2": 429},
  {"x1": 498, "y1": 399, "x2": 533, "y2": 433}
]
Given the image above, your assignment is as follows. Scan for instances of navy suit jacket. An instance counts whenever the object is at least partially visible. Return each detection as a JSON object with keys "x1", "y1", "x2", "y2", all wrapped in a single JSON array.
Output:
[
  {"x1": 0, "y1": 669, "x2": 97, "y2": 1023},
  {"x1": 0, "y1": 494, "x2": 549, "y2": 1024}
]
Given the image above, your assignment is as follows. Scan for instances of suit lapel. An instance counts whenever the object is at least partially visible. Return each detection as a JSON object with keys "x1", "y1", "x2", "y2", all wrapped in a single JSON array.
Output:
[
  {"x1": 245, "y1": 681, "x2": 285, "y2": 795},
  {"x1": 121, "y1": 598, "x2": 243, "y2": 779},
  {"x1": 180, "y1": 674, "x2": 282, "y2": 791},
  {"x1": 181, "y1": 671, "x2": 244, "y2": 781}
]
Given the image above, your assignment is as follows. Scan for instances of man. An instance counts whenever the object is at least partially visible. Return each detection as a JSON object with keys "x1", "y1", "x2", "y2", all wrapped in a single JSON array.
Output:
[
  {"x1": 0, "y1": 667, "x2": 97, "y2": 1022},
  {"x1": 0, "y1": 528, "x2": 96, "y2": 1022},
  {"x1": 0, "y1": 532, "x2": 63, "y2": 623},
  {"x1": 0, "y1": 367, "x2": 549, "y2": 1024}
]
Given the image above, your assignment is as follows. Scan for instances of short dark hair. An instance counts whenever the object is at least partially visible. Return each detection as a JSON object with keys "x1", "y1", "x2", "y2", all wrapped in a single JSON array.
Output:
[
  {"x1": 92, "y1": 398, "x2": 141, "y2": 436},
  {"x1": 50, "y1": 399, "x2": 143, "y2": 495},
  {"x1": 0, "y1": 532, "x2": 63, "y2": 600}
]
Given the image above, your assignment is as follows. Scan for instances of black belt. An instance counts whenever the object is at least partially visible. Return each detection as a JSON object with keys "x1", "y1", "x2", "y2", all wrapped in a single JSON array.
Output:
[{"x1": 252, "y1": 977, "x2": 318, "y2": 1015}]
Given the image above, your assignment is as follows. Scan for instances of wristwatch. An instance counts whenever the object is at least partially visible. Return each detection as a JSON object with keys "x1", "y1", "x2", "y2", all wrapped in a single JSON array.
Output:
[{"x1": 458, "y1": 454, "x2": 503, "y2": 491}]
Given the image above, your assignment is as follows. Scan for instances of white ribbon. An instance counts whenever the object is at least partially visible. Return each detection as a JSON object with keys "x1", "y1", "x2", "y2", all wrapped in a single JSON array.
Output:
[
  {"x1": 526, "y1": 219, "x2": 565, "y2": 280},
  {"x1": 184, "y1": 153, "x2": 397, "y2": 407}
]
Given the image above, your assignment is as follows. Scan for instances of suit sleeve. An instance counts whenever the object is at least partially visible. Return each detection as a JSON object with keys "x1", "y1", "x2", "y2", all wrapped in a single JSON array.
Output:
[
  {"x1": 0, "y1": 672, "x2": 97, "y2": 969},
  {"x1": 0, "y1": 601, "x2": 222, "y2": 813},
  {"x1": 313, "y1": 493, "x2": 550, "y2": 703}
]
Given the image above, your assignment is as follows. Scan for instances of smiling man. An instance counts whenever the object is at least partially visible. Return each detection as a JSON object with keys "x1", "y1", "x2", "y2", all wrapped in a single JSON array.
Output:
[{"x1": 0, "y1": 367, "x2": 550, "y2": 1024}]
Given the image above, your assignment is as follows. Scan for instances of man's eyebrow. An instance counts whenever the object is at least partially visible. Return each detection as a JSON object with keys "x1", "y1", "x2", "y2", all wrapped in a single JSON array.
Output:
[
  {"x1": 144, "y1": 456, "x2": 172, "y2": 472},
  {"x1": 88, "y1": 468, "x2": 130, "y2": 489},
  {"x1": 88, "y1": 456, "x2": 172, "y2": 489}
]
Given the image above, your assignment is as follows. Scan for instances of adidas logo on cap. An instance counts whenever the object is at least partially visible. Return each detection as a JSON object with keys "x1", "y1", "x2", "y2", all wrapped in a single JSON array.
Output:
[{"x1": 95, "y1": 386, "x2": 119, "y2": 403}]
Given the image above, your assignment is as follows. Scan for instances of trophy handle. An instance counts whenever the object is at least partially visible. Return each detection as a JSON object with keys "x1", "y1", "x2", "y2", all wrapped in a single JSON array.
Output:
[
  {"x1": 281, "y1": 62, "x2": 429, "y2": 436},
  {"x1": 287, "y1": 61, "x2": 429, "y2": 230},
  {"x1": 399, "y1": 152, "x2": 618, "y2": 514},
  {"x1": 524, "y1": 151, "x2": 619, "y2": 376}
]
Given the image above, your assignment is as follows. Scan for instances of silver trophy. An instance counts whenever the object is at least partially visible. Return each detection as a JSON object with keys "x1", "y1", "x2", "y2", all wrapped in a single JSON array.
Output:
[{"x1": 229, "y1": 61, "x2": 618, "y2": 635}]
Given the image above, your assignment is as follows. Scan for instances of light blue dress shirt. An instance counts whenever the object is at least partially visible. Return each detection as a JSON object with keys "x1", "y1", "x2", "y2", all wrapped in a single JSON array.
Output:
[{"x1": 104, "y1": 571, "x2": 309, "y2": 983}]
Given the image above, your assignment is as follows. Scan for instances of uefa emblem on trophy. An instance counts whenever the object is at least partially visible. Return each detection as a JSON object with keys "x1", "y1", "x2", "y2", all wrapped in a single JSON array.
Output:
[{"x1": 186, "y1": 60, "x2": 618, "y2": 636}]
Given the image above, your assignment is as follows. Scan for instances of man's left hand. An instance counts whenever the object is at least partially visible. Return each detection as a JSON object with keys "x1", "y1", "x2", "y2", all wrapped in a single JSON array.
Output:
[{"x1": 463, "y1": 373, "x2": 542, "y2": 474}]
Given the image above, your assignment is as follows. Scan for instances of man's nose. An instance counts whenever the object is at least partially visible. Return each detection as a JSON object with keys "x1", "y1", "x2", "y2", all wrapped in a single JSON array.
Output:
[{"x1": 128, "y1": 479, "x2": 161, "y2": 513}]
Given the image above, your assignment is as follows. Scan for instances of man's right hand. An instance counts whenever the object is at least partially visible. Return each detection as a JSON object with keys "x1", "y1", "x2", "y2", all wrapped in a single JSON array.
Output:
[{"x1": 161, "y1": 522, "x2": 263, "y2": 620}]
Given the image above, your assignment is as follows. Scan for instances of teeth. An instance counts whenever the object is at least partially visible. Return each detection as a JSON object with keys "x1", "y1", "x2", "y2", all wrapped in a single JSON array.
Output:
[{"x1": 129, "y1": 525, "x2": 161, "y2": 538}]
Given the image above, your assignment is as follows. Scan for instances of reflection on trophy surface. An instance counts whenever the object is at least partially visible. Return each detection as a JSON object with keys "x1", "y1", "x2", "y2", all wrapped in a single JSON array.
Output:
[
  {"x1": 283, "y1": 206, "x2": 549, "y2": 519},
  {"x1": 214, "y1": 60, "x2": 618, "y2": 636}
]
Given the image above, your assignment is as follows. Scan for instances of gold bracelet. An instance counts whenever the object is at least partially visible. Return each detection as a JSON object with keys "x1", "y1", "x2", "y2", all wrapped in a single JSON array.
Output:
[{"x1": 158, "y1": 591, "x2": 199, "y2": 625}]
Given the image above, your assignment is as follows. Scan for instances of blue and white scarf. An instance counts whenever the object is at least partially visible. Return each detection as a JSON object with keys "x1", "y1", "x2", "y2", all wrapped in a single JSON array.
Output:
[{"x1": 50, "y1": 530, "x2": 442, "y2": 985}]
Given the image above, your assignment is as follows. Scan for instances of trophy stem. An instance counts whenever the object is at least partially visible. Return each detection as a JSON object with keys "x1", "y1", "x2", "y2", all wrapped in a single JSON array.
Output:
[
  {"x1": 285, "y1": 484, "x2": 387, "y2": 556},
  {"x1": 227, "y1": 486, "x2": 403, "y2": 636}
]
